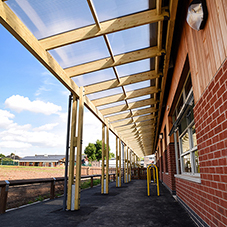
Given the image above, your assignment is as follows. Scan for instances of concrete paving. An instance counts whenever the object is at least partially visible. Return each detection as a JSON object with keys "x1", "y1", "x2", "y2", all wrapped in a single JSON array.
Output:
[{"x1": 0, "y1": 180, "x2": 196, "y2": 227}]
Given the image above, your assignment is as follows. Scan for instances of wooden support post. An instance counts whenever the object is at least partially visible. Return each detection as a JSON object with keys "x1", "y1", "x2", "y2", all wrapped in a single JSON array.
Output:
[
  {"x1": 0, "y1": 182, "x2": 9, "y2": 214},
  {"x1": 50, "y1": 178, "x2": 56, "y2": 199},
  {"x1": 101, "y1": 123, "x2": 105, "y2": 194},
  {"x1": 119, "y1": 139, "x2": 122, "y2": 187},
  {"x1": 91, "y1": 176, "x2": 93, "y2": 188},
  {"x1": 106, "y1": 125, "x2": 109, "y2": 194},
  {"x1": 67, "y1": 96, "x2": 78, "y2": 210},
  {"x1": 74, "y1": 87, "x2": 84, "y2": 210},
  {"x1": 116, "y1": 137, "x2": 118, "y2": 187}
]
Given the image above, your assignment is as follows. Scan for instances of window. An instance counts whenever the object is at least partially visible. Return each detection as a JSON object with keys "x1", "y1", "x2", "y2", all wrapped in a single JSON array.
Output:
[{"x1": 173, "y1": 73, "x2": 200, "y2": 175}]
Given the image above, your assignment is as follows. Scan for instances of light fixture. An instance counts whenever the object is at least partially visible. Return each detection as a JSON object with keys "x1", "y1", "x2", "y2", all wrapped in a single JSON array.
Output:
[
  {"x1": 186, "y1": 0, "x2": 208, "y2": 31},
  {"x1": 159, "y1": 133, "x2": 163, "y2": 140}
]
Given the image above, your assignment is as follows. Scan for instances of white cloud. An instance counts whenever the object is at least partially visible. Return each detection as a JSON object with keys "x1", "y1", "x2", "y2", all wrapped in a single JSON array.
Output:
[
  {"x1": 5, "y1": 95, "x2": 62, "y2": 115},
  {"x1": 0, "y1": 141, "x2": 32, "y2": 149},
  {"x1": 33, "y1": 123, "x2": 59, "y2": 131},
  {"x1": 0, "y1": 109, "x2": 15, "y2": 129}
]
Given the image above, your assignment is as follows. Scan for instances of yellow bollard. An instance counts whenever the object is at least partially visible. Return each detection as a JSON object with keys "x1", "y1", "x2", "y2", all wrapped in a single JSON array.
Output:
[
  {"x1": 147, "y1": 167, "x2": 150, "y2": 196},
  {"x1": 153, "y1": 167, "x2": 156, "y2": 183},
  {"x1": 155, "y1": 165, "x2": 160, "y2": 196}
]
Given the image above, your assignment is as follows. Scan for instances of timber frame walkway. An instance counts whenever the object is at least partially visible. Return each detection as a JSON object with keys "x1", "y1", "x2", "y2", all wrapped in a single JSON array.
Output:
[{"x1": 0, "y1": 180, "x2": 196, "y2": 227}]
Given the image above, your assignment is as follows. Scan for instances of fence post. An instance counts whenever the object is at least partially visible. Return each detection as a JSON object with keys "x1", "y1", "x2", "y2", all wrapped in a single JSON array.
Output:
[
  {"x1": 50, "y1": 178, "x2": 56, "y2": 199},
  {"x1": 91, "y1": 176, "x2": 93, "y2": 188},
  {"x1": 0, "y1": 180, "x2": 10, "y2": 214}
]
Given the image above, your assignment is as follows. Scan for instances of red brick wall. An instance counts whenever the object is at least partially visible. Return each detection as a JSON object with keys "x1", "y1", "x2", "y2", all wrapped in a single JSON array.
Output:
[
  {"x1": 176, "y1": 58, "x2": 227, "y2": 227},
  {"x1": 161, "y1": 143, "x2": 176, "y2": 193}
]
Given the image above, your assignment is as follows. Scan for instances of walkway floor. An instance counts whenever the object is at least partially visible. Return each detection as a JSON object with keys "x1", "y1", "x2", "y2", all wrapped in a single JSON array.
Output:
[{"x1": 0, "y1": 180, "x2": 196, "y2": 227}]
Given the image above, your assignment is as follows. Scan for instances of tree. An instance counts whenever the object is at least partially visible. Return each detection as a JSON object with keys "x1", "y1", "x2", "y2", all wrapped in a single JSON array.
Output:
[
  {"x1": 84, "y1": 140, "x2": 111, "y2": 161},
  {"x1": 84, "y1": 143, "x2": 96, "y2": 161},
  {"x1": 109, "y1": 152, "x2": 115, "y2": 159}
]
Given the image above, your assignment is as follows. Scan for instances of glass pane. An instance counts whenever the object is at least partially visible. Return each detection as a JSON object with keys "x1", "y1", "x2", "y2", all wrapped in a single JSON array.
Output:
[
  {"x1": 93, "y1": 0, "x2": 153, "y2": 22},
  {"x1": 192, "y1": 125, "x2": 197, "y2": 147},
  {"x1": 181, "y1": 132, "x2": 190, "y2": 153},
  {"x1": 49, "y1": 36, "x2": 110, "y2": 68},
  {"x1": 185, "y1": 74, "x2": 192, "y2": 99},
  {"x1": 193, "y1": 150, "x2": 200, "y2": 173},
  {"x1": 179, "y1": 117, "x2": 187, "y2": 135},
  {"x1": 7, "y1": 0, "x2": 95, "y2": 39},
  {"x1": 182, "y1": 154, "x2": 192, "y2": 173},
  {"x1": 127, "y1": 95, "x2": 151, "y2": 103}
]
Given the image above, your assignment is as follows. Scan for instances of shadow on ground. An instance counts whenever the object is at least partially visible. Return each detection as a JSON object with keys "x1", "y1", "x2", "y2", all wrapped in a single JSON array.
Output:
[{"x1": 0, "y1": 180, "x2": 196, "y2": 227}]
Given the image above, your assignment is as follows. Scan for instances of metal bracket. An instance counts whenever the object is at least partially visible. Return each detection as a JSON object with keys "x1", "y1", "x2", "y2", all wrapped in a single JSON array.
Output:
[{"x1": 53, "y1": 177, "x2": 56, "y2": 185}]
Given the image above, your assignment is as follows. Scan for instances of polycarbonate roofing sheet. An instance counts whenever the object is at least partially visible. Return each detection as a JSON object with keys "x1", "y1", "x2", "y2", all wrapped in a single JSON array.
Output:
[
  {"x1": 127, "y1": 95, "x2": 152, "y2": 103},
  {"x1": 116, "y1": 59, "x2": 151, "y2": 77},
  {"x1": 49, "y1": 36, "x2": 110, "y2": 68},
  {"x1": 7, "y1": 0, "x2": 95, "y2": 39},
  {"x1": 93, "y1": 0, "x2": 155, "y2": 22},
  {"x1": 107, "y1": 25, "x2": 150, "y2": 55},
  {"x1": 124, "y1": 81, "x2": 151, "y2": 92},
  {"x1": 72, "y1": 68, "x2": 116, "y2": 87},
  {"x1": 97, "y1": 101, "x2": 126, "y2": 110},
  {"x1": 87, "y1": 87, "x2": 123, "y2": 100}
]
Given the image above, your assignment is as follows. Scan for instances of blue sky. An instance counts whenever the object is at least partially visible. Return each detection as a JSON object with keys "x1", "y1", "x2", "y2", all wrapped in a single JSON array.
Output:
[{"x1": 0, "y1": 24, "x2": 115, "y2": 158}]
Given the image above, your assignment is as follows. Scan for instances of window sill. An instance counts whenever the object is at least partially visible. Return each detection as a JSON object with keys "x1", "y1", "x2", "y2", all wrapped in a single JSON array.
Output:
[
  {"x1": 165, "y1": 172, "x2": 169, "y2": 175},
  {"x1": 174, "y1": 174, "x2": 201, "y2": 184}
]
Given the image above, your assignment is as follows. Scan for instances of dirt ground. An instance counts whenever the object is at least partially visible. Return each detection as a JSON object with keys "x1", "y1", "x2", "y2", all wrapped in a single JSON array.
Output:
[{"x1": 0, "y1": 166, "x2": 65, "y2": 180}]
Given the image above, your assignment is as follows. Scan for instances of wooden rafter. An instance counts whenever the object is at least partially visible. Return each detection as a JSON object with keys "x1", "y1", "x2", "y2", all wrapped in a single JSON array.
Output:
[
  {"x1": 92, "y1": 86, "x2": 159, "y2": 107},
  {"x1": 39, "y1": 8, "x2": 169, "y2": 50},
  {"x1": 66, "y1": 47, "x2": 165, "y2": 77},
  {"x1": 100, "y1": 98, "x2": 158, "y2": 116},
  {"x1": 108, "y1": 107, "x2": 157, "y2": 122},
  {"x1": 84, "y1": 70, "x2": 161, "y2": 94},
  {"x1": 112, "y1": 115, "x2": 156, "y2": 128}
]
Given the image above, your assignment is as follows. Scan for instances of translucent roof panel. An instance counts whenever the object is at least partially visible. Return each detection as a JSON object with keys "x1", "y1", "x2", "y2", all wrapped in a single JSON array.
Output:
[
  {"x1": 105, "y1": 110, "x2": 130, "y2": 118},
  {"x1": 116, "y1": 59, "x2": 151, "y2": 77},
  {"x1": 127, "y1": 95, "x2": 151, "y2": 103},
  {"x1": 93, "y1": 0, "x2": 155, "y2": 22},
  {"x1": 72, "y1": 68, "x2": 116, "y2": 87},
  {"x1": 7, "y1": 0, "x2": 95, "y2": 40},
  {"x1": 98, "y1": 101, "x2": 126, "y2": 110},
  {"x1": 108, "y1": 25, "x2": 150, "y2": 55},
  {"x1": 124, "y1": 81, "x2": 151, "y2": 92},
  {"x1": 87, "y1": 87, "x2": 123, "y2": 100},
  {"x1": 49, "y1": 36, "x2": 110, "y2": 68}
]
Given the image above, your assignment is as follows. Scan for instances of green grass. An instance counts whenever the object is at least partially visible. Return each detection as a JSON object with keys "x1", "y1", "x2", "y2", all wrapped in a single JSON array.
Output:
[{"x1": 81, "y1": 179, "x2": 101, "y2": 189}]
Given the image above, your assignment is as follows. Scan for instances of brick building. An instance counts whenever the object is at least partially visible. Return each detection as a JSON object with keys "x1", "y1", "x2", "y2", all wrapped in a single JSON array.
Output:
[{"x1": 155, "y1": 1, "x2": 227, "y2": 226}]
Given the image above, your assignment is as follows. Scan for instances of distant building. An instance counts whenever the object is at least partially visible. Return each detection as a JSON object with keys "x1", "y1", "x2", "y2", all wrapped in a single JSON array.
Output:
[
  {"x1": 144, "y1": 155, "x2": 156, "y2": 167},
  {"x1": 19, "y1": 154, "x2": 89, "y2": 167},
  {"x1": 19, "y1": 154, "x2": 65, "y2": 167}
]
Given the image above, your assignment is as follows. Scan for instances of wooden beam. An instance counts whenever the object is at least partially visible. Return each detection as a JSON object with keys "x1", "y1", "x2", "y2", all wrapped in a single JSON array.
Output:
[
  {"x1": 39, "y1": 8, "x2": 169, "y2": 50},
  {"x1": 66, "y1": 47, "x2": 165, "y2": 77},
  {"x1": 100, "y1": 98, "x2": 158, "y2": 116},
  {"x1": 112, "y1": 115, "x2": 156, "y2": 128},
  {"x1": 74, "y1": 87, "x2": 84, "y2": 210},
  {"x1": 85, "y1": 70, "x2": 160, "y2": 95},
  {"x1": 154, "y1": 0, "x2": 178, "y2": 152},
  {"x1": 92, "y1": 87, "x2": 159, "y2": 107},
  {"x1": 101, "y1": 123, "x2": 105, "y2": 194},
  {"x1": 87, "y1": 0, "x2": 101, "y2": 30},
  {"x1": 0, "y1": 1, "x2": 80, "y2": 97},
  {"x1": 67, "y1": 95, "x2": 78, "y2": 210},
  {"x1": 116, "y1": 119, "x2": 155, "y2": 132},
  {"x1": 108, "y1": 107, "x2": 157, "y2": 122}
]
